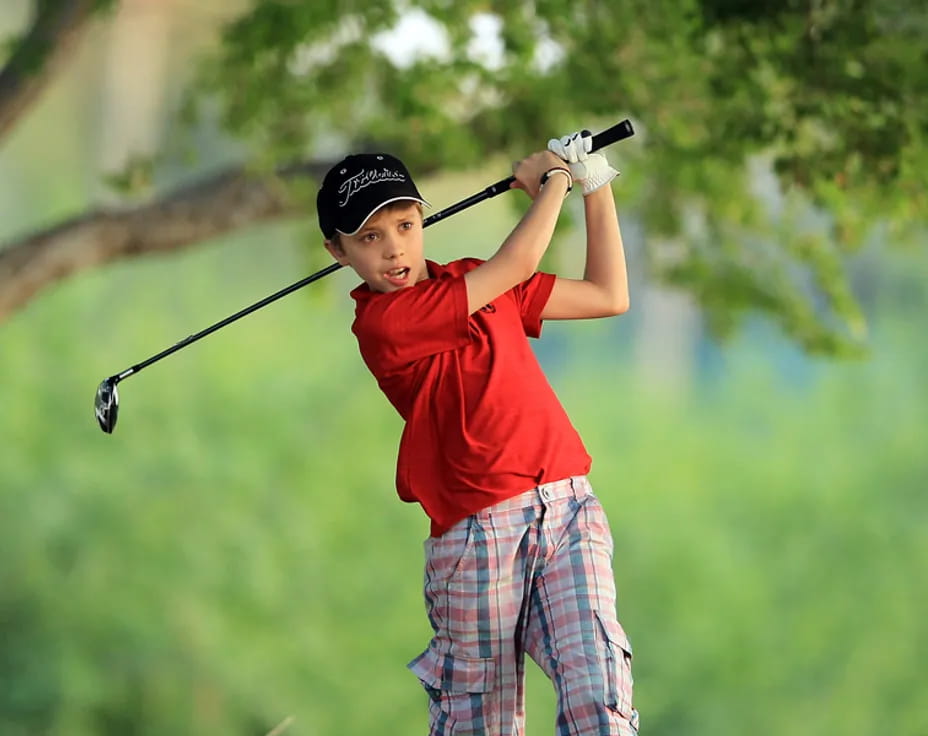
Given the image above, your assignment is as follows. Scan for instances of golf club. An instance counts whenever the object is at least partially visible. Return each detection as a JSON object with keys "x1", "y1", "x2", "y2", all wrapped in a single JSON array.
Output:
[{"x1": 94, "y1": 119, "x2": 636, "y2": 433}]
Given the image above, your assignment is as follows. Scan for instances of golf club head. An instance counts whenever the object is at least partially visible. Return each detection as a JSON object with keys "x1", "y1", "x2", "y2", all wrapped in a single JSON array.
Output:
[{"x1": 94, "y1": 377, "x2": 119, "y2": 434}]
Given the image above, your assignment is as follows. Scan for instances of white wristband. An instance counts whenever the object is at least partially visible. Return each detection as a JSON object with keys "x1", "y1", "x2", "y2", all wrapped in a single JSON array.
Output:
[{"x1": 539, "y1": 167, "x2": 573, "y2": 196}]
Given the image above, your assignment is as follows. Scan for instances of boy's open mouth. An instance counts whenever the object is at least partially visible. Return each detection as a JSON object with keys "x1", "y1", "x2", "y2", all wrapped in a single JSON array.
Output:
[{"x1": 385, "y1": 267, "x2": 410, "y2": 284}]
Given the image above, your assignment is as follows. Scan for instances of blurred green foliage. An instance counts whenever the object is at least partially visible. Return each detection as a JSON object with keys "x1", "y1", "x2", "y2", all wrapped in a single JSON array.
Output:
[{"x1": 1, "y1": 196, "x2": 926, "y2": 734}]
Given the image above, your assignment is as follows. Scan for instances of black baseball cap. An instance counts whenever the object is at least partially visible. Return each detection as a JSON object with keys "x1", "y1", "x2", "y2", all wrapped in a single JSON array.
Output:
[{"x1": 316, "y1": 153, "x2": 429, "y2": 239}]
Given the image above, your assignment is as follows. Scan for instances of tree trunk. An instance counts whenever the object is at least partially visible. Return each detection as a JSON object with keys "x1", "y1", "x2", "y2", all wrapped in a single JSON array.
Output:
[
  {"x1": 0, "y1": 0, "x2": 95, "y2": 143},
  {"x1": 94, "y1": 0, "x2": 172, "y2": 201},
  {"x1": 634, "y1": 239, "x2": 700, "y2": 393},
  {"x1": 0, "y1": 163, "x2": 326, "y2": 320}
]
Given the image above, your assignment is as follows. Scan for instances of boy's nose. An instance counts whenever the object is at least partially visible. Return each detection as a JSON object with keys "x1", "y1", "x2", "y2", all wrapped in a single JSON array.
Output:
[{"x1": 383, "y1": 236, "x2": 405, "y2": 258}]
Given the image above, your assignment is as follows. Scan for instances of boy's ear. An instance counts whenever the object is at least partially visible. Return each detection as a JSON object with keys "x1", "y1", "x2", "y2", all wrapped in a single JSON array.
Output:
[{"x1": 324, "y1": 239, "x2": 348, "y2": 264}]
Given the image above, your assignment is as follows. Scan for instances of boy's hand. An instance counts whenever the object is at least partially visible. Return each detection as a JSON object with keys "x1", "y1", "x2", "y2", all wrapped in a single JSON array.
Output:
[
  {"x1": 548, "y1": 131, "x2": 620, "y2": 196},
  {"x1": 511, "y1": 151, "x2": 572, "y2": 199}
]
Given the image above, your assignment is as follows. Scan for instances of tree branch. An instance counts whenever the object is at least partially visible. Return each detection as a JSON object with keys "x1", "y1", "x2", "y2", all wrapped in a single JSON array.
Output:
[
  {"x1": 0, "y1": 161, "x2": 331, "y2": 320},
  {"x1": 0, "y1": 0, "x2": 95, "y2": 143}
]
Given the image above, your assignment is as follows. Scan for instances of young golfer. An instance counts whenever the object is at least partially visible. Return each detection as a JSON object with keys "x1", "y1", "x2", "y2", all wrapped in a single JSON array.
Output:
[{"x1": 317, "y1": 131, "x2": 638, "y2": 735}]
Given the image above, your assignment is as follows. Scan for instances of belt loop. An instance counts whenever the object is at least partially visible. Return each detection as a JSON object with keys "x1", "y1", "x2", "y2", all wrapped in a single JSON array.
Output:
[{"x1": 570, "y1": 475, "x2": 588, "y2": 499}]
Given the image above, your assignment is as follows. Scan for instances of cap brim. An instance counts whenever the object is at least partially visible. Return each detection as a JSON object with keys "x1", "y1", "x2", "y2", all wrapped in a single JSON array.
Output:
[{"x1": 336, "y1": 197, "x2": 430, "y2": 237}]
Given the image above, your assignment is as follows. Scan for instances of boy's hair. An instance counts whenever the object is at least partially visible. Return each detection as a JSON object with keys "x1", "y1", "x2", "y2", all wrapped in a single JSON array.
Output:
[
  {"x1": 316, "y1": 152, "x2": 428, "y2": 240},
  {"x1": 327, "y1": 201, "x2": 424, "y2": 250}
]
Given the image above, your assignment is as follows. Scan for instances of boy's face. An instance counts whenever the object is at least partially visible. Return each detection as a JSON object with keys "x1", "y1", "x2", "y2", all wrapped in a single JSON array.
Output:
[{"x1": 324, "y1": 202, "x2": 428, "y2": 293}]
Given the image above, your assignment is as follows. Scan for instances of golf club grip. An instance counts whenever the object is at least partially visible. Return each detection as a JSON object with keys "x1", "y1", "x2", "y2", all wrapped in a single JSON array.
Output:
[{"x1": 589, "y1": 119, "x2": 635, "y2": 151}]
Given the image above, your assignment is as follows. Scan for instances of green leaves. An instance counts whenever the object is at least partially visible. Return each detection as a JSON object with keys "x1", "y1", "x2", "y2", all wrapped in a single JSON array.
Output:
[{"x1": 183, "y1": 0, "x2": 928, "y2": 355}]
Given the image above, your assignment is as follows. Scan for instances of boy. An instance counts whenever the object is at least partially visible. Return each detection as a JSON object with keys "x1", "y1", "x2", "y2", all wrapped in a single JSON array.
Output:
[{"x1": 316, "y1": 131, "x2": 638, "y2": 735}]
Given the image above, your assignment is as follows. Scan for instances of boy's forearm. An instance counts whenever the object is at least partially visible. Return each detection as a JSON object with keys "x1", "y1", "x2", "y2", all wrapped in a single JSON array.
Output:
[
  {"x1": 465, "y1": 175, "x2": 569, "y2": 313},
  {"x1": 496, "y1": 178, "x2": 569, "y2": 276},
  {"x1": 582, "y1": 187, "x2": 629, "y2": 312}
]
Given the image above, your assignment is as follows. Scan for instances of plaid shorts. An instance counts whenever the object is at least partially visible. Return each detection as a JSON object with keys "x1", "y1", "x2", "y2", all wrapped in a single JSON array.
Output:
[{"x1": 408, "y1": 476, "x2": 639, "y2": 735}]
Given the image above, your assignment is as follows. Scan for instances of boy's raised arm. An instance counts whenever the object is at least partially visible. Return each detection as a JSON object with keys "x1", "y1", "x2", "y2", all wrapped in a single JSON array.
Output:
[
  {"x1": 539, "y1": 186, "x2": 629, "y2": 319},
  {"x1": 540, "y1": 131, "x2": 629, "y2": 320},
  {"x1": 463, "y1": 151, "x2": 572, "y2": 314}
]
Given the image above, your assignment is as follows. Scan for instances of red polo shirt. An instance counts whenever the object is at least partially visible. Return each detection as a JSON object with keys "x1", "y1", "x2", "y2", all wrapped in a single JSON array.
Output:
[{"x1": 350, "y1": 258, "x2": 591, "y2": 536}]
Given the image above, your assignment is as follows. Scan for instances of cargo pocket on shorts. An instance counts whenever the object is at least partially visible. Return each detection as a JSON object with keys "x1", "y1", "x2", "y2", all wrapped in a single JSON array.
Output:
[
  {"x1": 594, "y1": 612, "x2": 637, "y2": 726},
  {"x1": 408, "y1": 646, "x2": 496, "y2": 732}
]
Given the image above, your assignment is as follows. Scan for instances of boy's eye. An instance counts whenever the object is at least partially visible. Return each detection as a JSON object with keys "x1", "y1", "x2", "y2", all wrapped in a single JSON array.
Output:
[{"x1": 399, "y1": 221, "x2": 413, "y2": 231}]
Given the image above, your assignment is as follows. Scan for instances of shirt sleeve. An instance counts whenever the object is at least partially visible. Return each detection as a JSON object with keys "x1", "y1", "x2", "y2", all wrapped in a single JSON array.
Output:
[
  {"x1": 514, "y1": 271, "x2": 557, "y2": 338},
  {"x1": 353, "y1": 276, "x2": 471, "y2": 374}
]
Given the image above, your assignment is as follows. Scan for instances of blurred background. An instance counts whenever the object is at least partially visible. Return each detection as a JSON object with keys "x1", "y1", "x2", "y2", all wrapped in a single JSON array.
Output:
[{"x1": 1, "y1": 1, "x2": 925, "y2": 735}]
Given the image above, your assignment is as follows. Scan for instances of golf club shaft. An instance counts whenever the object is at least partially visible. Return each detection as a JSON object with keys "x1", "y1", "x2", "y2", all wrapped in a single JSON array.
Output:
[
  {"x1": 112, "y1": 262, "x2": 343, "y2": 382},
  {"x1": 108, "y1": 118, "x2": 635, "y2": 384}
]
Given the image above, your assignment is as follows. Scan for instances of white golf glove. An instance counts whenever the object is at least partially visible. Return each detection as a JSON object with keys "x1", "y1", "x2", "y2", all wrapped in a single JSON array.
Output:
[{"x1": 547, "y1": 130, "x2": 619, "y2": 196}]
